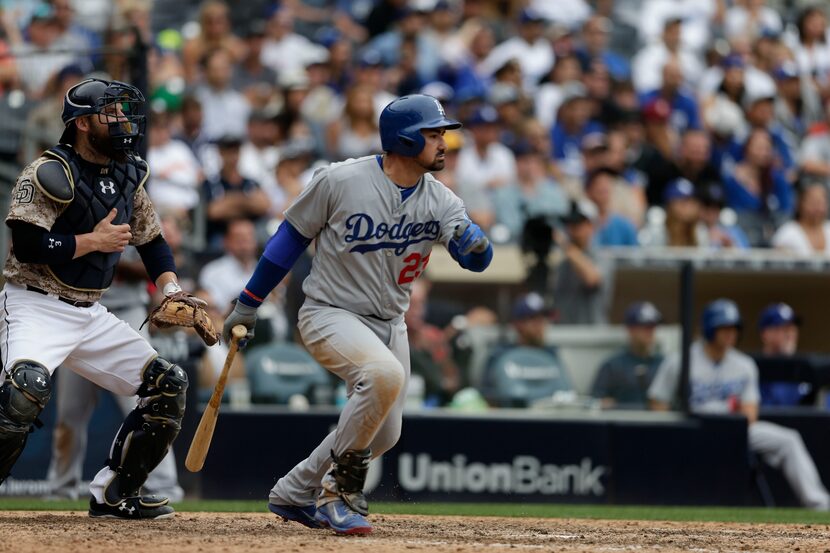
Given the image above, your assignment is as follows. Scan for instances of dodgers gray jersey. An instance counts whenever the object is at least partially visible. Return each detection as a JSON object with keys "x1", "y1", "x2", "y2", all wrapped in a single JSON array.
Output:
[
  {"x1": 284, "y1": 155, "x2": 467, "y2": 319},
  {"x1": 647, "y1": 340, "x2": 760, "y2": 413}
]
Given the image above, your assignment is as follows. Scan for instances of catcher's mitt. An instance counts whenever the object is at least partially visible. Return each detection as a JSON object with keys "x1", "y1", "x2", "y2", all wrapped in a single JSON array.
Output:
[{"x1": 144, "y1": 291, "x2": 219, "y2": 346}]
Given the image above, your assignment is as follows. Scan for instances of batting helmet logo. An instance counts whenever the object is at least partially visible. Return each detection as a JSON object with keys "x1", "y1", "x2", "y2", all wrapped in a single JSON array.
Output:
[{"x1": 379, "y1": 94, "x2": 461, "y2": 157}]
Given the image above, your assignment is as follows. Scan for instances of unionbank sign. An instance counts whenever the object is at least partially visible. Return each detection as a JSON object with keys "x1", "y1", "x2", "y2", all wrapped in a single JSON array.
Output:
[{"x1": 396, "y1": 453, "x2": 607, "y2": 498}]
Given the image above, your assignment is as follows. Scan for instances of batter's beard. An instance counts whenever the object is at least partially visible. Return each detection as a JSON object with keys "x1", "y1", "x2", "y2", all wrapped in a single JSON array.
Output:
[
  {"x1": 89, "y1": 127, "x2": 127, "y2": 162},
  {"x1": 421, "y1": 157, "x2": 445, "y2": 172}
]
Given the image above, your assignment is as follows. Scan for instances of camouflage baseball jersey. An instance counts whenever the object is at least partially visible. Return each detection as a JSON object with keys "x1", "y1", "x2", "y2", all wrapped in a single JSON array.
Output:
[
  {"x1": 4, "y1": 155, "x2": 161, "y2": 303},
  {"x1": 284, "y1": 155, "x2": 467, "y2": 320}
]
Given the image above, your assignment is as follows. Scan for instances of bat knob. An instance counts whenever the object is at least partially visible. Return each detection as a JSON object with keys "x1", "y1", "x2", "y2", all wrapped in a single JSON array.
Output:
[{"x1": 231, "y1": 325, "x2": 248, "y2": 341}]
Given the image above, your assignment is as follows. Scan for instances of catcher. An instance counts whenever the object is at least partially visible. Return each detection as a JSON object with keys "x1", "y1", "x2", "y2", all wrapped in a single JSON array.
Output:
[{"x1": 0, "y1": 77, "x2": 215, "y2": 519}]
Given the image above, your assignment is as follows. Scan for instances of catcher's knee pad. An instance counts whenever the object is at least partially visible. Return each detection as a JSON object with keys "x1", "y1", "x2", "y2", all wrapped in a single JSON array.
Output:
[
  {"x1": 0, "y1": 362, "x2": 52, "y2": 483},
  {"x1": 323, "y1": 448, "x2": 372, "y2": 515},
  {"x1": 103, "y1": 357, "x2": 187, "y2": 504}
]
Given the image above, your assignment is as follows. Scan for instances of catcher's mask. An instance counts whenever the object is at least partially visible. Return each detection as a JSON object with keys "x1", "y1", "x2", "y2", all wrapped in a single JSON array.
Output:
[{"x1": 60, "y1": 78, "x2": 146, "y2": 153}]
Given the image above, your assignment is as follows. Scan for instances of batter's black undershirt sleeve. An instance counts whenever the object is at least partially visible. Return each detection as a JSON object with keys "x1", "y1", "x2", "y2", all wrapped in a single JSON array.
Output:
[
  {"x1": 136, "y1": 234, "x2": 176, "y2": 283},
  {"x1": 9, "y1": 220, "x2": 76, "y2": 264}
]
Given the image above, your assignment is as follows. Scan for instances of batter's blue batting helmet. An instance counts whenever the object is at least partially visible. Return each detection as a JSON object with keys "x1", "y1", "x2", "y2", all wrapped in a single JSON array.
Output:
[
  {"x1": 60, "y1": 78, "x2": 146, "y2": 152},
  {"x1": 701, "y1": 299, "x2": 742, "y2": 341},
  {"x1": 379, "y1": 94, "x2": 461, "y2": 156}
]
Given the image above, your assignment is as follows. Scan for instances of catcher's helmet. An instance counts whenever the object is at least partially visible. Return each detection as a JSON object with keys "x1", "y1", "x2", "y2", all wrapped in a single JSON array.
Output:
[
  {"x1": 379, "y1": 94, "x2": 461, "y2": 156},
  {"x1": 60, "y1": 78, "x2": 146, "y2": 152},
  {"x1": 701, "y1": 299, "x2": 742, "y2": 341}
]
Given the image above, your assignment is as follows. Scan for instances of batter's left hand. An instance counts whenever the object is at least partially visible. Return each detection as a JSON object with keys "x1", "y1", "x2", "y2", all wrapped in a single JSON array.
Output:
[{"x1": 453, "y1": 220, "x2": 490, "y2": 255}]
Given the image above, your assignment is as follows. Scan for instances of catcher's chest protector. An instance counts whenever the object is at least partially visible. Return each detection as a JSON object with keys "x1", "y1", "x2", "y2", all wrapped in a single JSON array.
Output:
[{"x1": 45, "y1": 145, "x2": 147, "y2": 291}]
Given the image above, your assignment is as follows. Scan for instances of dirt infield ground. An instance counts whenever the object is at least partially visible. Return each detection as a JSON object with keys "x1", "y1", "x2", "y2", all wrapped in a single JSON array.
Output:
[{"x1": 1, "y1": 511, "x2": 828, "y2": 553}]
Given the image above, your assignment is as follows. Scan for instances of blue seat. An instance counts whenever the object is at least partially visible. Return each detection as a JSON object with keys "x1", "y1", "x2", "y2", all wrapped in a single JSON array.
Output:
[
  {"x1": 245, "y1": 343, "x2": 332, "y2": 405},
  {"x1": 482, "y1": 346, "x2": 574, "y2": 407}
]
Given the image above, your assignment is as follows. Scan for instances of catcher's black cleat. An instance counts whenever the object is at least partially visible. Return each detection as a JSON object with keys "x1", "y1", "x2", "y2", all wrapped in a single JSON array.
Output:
[{"x1": 88, "y1": 496, "x2": 175, "y2": 520}]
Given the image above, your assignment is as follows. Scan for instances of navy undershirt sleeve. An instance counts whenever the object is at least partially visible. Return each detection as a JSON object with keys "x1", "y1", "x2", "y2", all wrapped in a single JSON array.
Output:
[
  {"x1": 238, "y1": 221, "x2": 311, "y2": 307},
  {"x1": 136, "y1": 234, "x2": 176, "y2": 283},
  {"x1": 9, "y1": 221, "x2": 75, "y2": 264}
]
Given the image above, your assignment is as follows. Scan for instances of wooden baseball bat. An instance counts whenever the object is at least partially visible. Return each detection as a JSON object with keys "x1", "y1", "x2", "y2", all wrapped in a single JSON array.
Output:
[{"x1": 185, "y1": 324, "x2": 247, "y2": 472}]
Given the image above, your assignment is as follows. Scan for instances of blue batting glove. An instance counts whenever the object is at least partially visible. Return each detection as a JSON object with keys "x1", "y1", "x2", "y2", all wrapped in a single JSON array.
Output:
[{"x1": 453, "y1": 220, "x2": 490, "y2": 255}]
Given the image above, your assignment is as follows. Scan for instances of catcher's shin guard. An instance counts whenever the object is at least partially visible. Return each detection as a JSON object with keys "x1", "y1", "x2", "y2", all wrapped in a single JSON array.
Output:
[
  {"x1": 0, "y1": 362, "x2": 52, "y2": 483},
  {"x1": 102, "y1": 357, "x2": 187, "y2": 504},
  {"x1": 320, "y1": 448, "x2": 372, "y2": 515}
]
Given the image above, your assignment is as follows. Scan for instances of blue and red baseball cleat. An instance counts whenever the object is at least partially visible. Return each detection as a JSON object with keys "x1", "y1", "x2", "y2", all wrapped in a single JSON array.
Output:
[
  {"x1": 268, "y1": 502, "x2": 324, "y2": 529},
  {"x1": 314, "y1": 499, "x2": 373, "y2": 535}
]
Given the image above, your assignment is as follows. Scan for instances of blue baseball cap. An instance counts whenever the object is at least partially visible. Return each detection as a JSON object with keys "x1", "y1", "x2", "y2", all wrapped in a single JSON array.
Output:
[
  {"x1": 773, "y1": 61, "x2": 800, "y2": 81},
  {"x1": 519, "y1": 7, "x2": 546, "y2": 24},
  {"x1": 512, "y1": 292, "x2": 548, "y2": 320},
  {"x1": 758, "y1": 303, "x2": 801, "y2": 329},
  {"x1": 466, "y1": 104, "x2": 499, "y2": 127},
  {"x1": 624, "y1": 301, "x2": 663, "y2": 326},
  {"x1": 721, "y1": 54, "x2": 746, "y2": 69},
  {"x1": 663, "y1": 178, "x2": 696, "y2": 203}
]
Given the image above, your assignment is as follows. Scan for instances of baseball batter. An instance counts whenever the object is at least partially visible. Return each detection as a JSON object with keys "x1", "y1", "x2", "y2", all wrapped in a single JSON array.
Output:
[
  {"x1": 0, "y1": 78, "x2": 200, "y2": 519},
  {"x1": 223, "y1": 94, "x2": 493, "y2": 534},
  {"x1": 648, "y1": 299, "x2": 830, "y2": 509}
]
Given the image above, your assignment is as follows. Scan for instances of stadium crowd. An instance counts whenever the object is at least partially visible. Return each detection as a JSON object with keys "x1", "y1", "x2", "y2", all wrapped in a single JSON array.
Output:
[{"x1": 1, "y1": 0, "x2": 830, "y2": 411}]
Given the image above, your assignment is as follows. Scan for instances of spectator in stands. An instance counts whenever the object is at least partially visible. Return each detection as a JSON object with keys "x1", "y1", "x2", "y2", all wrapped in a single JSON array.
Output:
[
  {"x1": 697, "y1": 183, "x2": 751, "y2": 249},
  {"x1": 640, "y1": 59, "x2": 701, "y2": 136},
  {"x1": 9, "y1": 4, "x2": 75, "y2": 98},
  {"x1": 740, "y1": 81, "x2": 797, "y2": 180},
  {"x1": 456, "y1": 104, "x2": 514, "y2": 229},
  {"x1": 534, "y1": 54, "x2": 583, "y2": 130},
  {"x1": 261, "y1": 5, "x2": 327, "y2": 75},
  {"x1": 771, "y1": 181, "x2": 830, "y2": 255},
  {"x1": 553, "y1": 199, "x2": 611, "y2": 325},
  {"x1": 584, "y1": 167, "x2": 639, "y2": 247},
  {"x1": 367, "y1": 7, "x2": 440, "y2": 85},
  {"x1": 406, "y1": 278, "x2": 462, "y2": 407},
  {"x1": 195, "y1": 47, "x2": 251, "y2": 141},
  {"x1": 275, "y1": 68, "x2": 313, "y2": 143},
  {"x1": 203, "y1": 135, "x2": 270, "y2": 250},
  {"x1": 722, "y1": 127, "x2": 794, "y2": 246},
  {"x1": 773, "y1": 61, "x2": 822, "y2": 151},
  {"x1": 238, "y1": 109, "x2": 281, "y2": 215},
  {"x1": 757, "y1": 302, "x2": 813, "y2": 407},
  {"x1": 631, "y1": 16, "x2": 703, "y2": 93},
  {"x1": 481, "y1": 7, "x2": 553, "y2": 92},
  {"x1": 325, "y1": 83, "x2": 383, "y2": 160},
  {"x1": 592, "y1": 301, "x2": 664, "y2": 409},
  {"x1": 551, "y1": 82, "x2": 604, "y2": 186},
  {"x1": 273, "y1": 138, "x2": 316, "y2": 209},
  {"x1": 724, "y1": 0, "x2": 783, "y2": 42},
  {"x1": 231, "y1": 20, "x2": 277, "y2": 105},
  {"x1": 575, "y1": 15, "x2": 630, "y2": 82},
  {"x1": 181, "y1": 0, "x2": 245, "y2": 83},
  {"x1": 146, "y1": 107, "x2": 203, "y2": 218},
  {"x1": 641, "y1": 96, "x2": 677, "y2": 163},
  {"x1": 198, "y1": 218, "x2": 259, "y2": 309},
  {"x1": 20, "y1": 63, "x2": 83, "y2": 163},
  {"x1": 786, "y1": 5, "x2": 830, "y2": 98},
  {"x1": 51, "y1": 0, "x2": 99, "y2": 55},
  {"x1": 799, "y1": 97, "x2": 830, "y2": 187},
  {"x1": 492, "y1": 141, "x2": 568, "y2": 243},
  {"x1": 641, "y1": 178, "x2": 706, "y2": 248},
  {"x1": 649, "y1": 299, "x2": 830, "y2": 510}
]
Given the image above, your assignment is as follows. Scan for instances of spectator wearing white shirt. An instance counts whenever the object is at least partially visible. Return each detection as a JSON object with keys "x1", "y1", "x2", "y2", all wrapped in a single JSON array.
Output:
[
  {"x1": 260, "y1": 6, "x2": 328, "y2": 75},
  {"x1": 239, "y1": 110, "x2": 282, "y2": 217},
  {"x1": 786, "y1": 6, "x2": 830, "y2": 97},
  {"x1": 480, "y1": 7, "x2": 553, "y2": 92},
  {"x1": 637, "y1": 0, "x2": 717, "y2": 54},
  {"x1": 198, "y1": 219, "x2": 260, "y2": 309},
  {"x1": 631, "y1": 17, "x2": 704, "y2": 93},
  {"x1": 146, "y1": 109, "x2": 203, "y2": 217},
  {"x1": 194, "y1": 48, "x2": 251, "y2": 141},
  {"x1": 455, "y1": 105, "x2": 516, "y2": 229},
  {"x1": 772, "y1": 182, "x2": 830, "y2": 256},
  {"x1": 724, "y1": 0, "x2": 783, "y2": 42}
]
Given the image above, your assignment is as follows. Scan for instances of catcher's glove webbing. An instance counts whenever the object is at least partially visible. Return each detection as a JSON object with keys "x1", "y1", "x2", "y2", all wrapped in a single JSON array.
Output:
[{"x1": 143, "y1": 291, "x2": 219, "y2": 346}]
